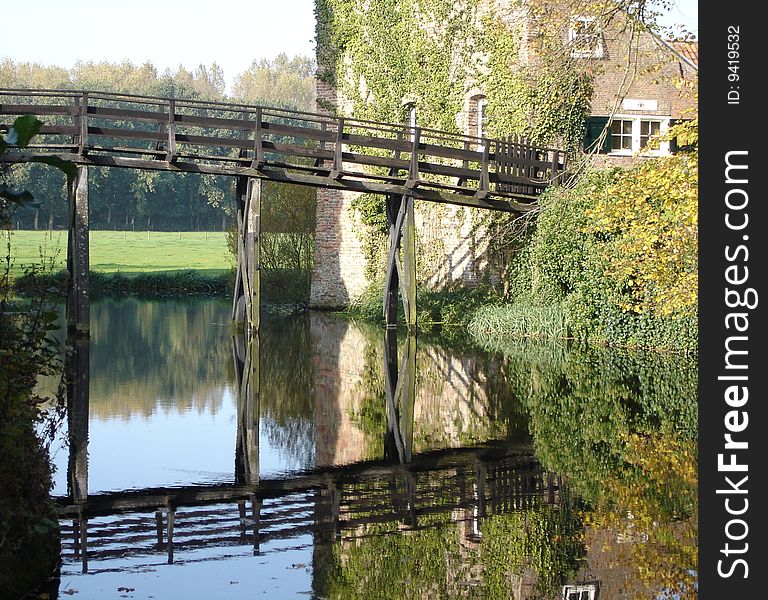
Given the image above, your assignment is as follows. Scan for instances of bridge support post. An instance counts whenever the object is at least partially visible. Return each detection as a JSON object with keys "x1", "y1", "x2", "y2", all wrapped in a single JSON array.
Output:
[
  {"x1": 66, "y1": 333, "x2": 90, "y2": 504},
  {"x1": 382, "y1": 193, "x2": 416, "y2": 333},
  {"x1": 383, "y1": 327, "x2": 416, "y2": 465},
  {"x1": 67, "y1": 166, "x2": 90, "y2": 336},
  {"x1": 232, "y1": 176, "x2": 261, "y2": 332},
  {"x1": 233, "y1": 330, "x2": 260, "y2": 486}
]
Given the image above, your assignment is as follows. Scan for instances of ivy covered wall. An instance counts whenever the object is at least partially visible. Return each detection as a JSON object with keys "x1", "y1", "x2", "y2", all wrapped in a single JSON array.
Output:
[{"x1": 311, "y1": 0, "x2": 593, "y2": 306}]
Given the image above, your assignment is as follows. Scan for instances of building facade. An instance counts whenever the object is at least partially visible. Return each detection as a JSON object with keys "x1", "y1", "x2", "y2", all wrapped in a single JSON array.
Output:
[{"x1": 310, "y1": 0, "x2": 697, "y2": 308}]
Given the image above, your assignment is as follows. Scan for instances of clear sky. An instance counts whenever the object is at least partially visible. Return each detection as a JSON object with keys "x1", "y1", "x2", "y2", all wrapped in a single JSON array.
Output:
[
  {"x1": 3, "y1": 0, "x2": 317, "y2": 92},
  {"x1": 3, "y1": 0, "x2": 697, "y2": 92}
]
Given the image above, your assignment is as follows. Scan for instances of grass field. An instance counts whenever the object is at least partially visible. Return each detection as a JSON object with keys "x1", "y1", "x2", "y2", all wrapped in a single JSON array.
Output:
[{"x1": 3, "y1": 231, "x2": 232, "y2": 277}]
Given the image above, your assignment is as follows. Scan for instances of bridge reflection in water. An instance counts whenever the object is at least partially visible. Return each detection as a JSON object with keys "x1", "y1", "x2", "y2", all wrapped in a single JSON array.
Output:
[{"x1": 57, "y1": 316, "x2": 561, "y2": 579}]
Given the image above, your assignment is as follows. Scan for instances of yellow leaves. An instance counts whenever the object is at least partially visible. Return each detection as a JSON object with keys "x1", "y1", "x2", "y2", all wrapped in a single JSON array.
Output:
[{"x1": 584, "y1": 137, "x2": 698, "y2": 317}]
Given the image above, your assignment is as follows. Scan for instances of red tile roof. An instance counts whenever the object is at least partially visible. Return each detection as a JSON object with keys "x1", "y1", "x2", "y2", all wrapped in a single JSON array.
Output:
[{"x1": 670, "y1": 40, "x2": 698, "y2": 67}]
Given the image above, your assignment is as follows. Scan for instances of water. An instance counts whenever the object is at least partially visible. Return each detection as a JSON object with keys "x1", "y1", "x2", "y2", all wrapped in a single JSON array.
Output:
[{"x1": 45, "y1": 298, "x2": 697, "y2": 599}]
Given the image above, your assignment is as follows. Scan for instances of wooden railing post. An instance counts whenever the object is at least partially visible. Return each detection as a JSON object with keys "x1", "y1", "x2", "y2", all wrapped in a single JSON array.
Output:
[
  {"x1": 78, "y1": 92, "x2": 88, "y2": 155},
  {"x1": 166, "y1": 99, "x2": 176, "y2": 162},
  {"x1": 331, "y1": 117, "x2": 344, "y2": 179},
  {"x1": 253, "y1": 107, "x2": 263, "y2": 169},
  {"x1": 406, "y1": 126, "x2": 421, "y2": 188},
  {"x1": 475, "y1": 140, "x2": 490, "y2": 199}
]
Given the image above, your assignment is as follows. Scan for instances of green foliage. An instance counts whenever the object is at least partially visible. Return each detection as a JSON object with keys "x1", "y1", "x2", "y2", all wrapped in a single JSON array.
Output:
[
  {"x1": 585, "y1": 120, "x2": 698, "y2": 316},
  {"x1": 321, "y1": 520, "x2": 460, "y2": 599},
  {"x1": 318, "y1": 486, "x2": 584, "y2": 599},
  {"x1": 469, "y1": 302, "x2": 568, "y2": 340},
  {"x1": 232, "y1": 53, "x2": 316, "y2": 112},
  {"x1": 471, "y1": 335, "x2": 697, "y2": 514},
  {"x1": 472, "y1": 165, "x2": 697, "y2": 351},
  {"x1": 1, "y1": 58, "x2": 316, "y2": 232},
  {"x1": 479, "y1": 15, "x2": 593, "y2": 149},
  {"x1": 479, "y1": 499, "x2": 584, "y2": 598},
  {"x1": 347, "y1": 281, "x2": 502, "y2": 332}
]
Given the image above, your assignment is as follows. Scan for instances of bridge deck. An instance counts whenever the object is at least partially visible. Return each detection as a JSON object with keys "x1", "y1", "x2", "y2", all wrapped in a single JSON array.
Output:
[{"x1": 1, "y1": 88, "x2": 567, "y2": 212}]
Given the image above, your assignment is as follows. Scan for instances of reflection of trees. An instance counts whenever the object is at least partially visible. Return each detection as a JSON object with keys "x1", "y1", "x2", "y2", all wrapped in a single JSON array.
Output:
[
  {"x1": 88, "y1": 298, "x2": 233, "y2": 419},
  {"x1": 259, "y1": 314, "x2": 316, "y2": 467},
  {"x1": 488, "y1": 338, "x2": 698, "y2": 597},
  {"x1": 316, "y1": 486, "x2": 583, "y2": 599}
]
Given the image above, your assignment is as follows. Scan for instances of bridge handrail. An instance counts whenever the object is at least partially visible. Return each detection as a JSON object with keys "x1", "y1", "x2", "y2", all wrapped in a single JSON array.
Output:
[
  {"x1": 0, "y1": 87, "x2": 566, "y2": 155},
  {"x1": 1, "y1": 87, "x2": 568, "y2": 209}
]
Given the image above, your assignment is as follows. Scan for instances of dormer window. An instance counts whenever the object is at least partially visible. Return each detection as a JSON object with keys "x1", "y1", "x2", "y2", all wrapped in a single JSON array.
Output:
[{"x1": 569, "y1": 17, "x2": 603, "y2": 58}]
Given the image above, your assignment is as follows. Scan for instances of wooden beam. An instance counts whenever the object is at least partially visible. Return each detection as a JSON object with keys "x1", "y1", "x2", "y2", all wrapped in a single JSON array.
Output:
[
  {"x1": 383, "y1": 194, "x2": 403, "y2": 327},
  {"x1": 66, "y1": 166, "x2": 90, "y2": 336},
  {"x1": 232, "y1": 177, "x2": 261, "y2": 332},
  {"x1": 66, "y1": 335, "x2": 90, "y2": 504},
  {"x1": 234, "y1": 332, "x2": 260, "y2": 486},
  {"x1": 1, "y1": 152, "x2": 538, "y2": 209},
  {"x1": 402, "y1": 194, "x2": 417, "y2": 332}
]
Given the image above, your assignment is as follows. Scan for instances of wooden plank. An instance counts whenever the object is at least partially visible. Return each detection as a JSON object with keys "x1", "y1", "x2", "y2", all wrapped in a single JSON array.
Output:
[
  {"x1": 85, "y1": 126, "x2": 168, "y2": 143},
  {"x1": 37, "y1": 125, "x2": 79, "y2": 136},
  {"x1": 2, "y1": 151, "x2": 541, "y2": 209},
  {"x1": 0, "y1": 103, "x2": 76, "y2": 116},
  {"x1": 259, "y1": 120, "x2": 334, "y2": 143},
  {"x1": 87, "y1": 105, "x2": 168, "y2": 124}
]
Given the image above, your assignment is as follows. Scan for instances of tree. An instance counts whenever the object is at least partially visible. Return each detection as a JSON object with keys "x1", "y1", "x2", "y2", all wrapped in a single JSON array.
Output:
[{"x1": 232, "y1": 53, "x2": 316, "y2": 111}]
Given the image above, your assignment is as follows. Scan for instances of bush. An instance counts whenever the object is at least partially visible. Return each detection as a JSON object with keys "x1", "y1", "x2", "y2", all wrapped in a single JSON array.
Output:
[{"x1": 484, "y1": 161, "x2": 698, "y2": 352}]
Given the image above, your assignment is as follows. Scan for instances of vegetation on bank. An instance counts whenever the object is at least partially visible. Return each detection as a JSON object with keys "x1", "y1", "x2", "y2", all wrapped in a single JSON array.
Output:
[
  {"x1": 478, "y1": 335, "x2": 698, "y2": 596},
  {"x1": 471, "y1": 120, "x2": 698, "y2": 353},
  {"x1": 345, "y1": 119, "x2": 699, "y2": 353},
  {"x1": 1, "y1": 117, "x2": 68, "y2": 600},
  {"x1": 9, "y1": 222, "x2": 315, "y2": 302}
]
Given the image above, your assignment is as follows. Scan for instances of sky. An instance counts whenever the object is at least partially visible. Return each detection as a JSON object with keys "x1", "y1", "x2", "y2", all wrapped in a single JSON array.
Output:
[
  {"x1": 3, "y1": 0, "x2": 317, "y2": 92},
  {"x1": 4, "y1": 0, "x2": 697, "y2": 93}
]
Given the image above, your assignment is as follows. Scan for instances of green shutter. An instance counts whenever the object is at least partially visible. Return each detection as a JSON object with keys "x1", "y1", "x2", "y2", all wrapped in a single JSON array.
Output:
[{"x1": 583, "y1": 116, "x2": 611, "y2": 153}]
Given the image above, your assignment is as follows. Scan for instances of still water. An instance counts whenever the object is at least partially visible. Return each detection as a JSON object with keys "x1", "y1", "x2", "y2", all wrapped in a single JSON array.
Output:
[{"x1": 47, "y1": 298, "x2": 697, "y2": 599}]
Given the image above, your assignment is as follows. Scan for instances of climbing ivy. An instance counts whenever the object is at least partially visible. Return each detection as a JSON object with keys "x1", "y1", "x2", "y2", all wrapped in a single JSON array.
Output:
[{"x1": 316, "y1": 0, "x2": 594, "y2": 282}]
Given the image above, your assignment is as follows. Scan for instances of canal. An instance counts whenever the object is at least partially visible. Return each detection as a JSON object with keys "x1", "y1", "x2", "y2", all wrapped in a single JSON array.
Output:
[{"x1": 45, "y1": 298, "x2": 697, "y2": 599}]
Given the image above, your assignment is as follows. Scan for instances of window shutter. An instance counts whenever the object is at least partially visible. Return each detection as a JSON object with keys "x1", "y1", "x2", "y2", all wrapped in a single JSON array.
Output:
[{"x1": 583, "y1": 116, "x2": 610, "y2": 153}]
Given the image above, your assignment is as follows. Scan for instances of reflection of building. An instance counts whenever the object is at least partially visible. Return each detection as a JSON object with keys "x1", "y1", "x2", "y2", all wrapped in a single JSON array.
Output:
[
  {"x1": 309, "y1": 314, "x2": 509, "y2": 467},
  {"x1": 310, "y1": 314, "x2": 372, "y2": 466}
]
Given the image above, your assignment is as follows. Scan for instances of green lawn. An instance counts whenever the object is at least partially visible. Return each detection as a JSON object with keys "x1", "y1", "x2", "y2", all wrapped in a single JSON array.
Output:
[{"x1": 4, "y1": 231, "x2": 232, "y2": 277}]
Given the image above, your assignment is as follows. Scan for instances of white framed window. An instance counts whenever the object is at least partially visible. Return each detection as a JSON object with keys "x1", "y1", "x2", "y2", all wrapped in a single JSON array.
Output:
[
  {"x1": 562, "y1": 583, "x2": 598, "y2": 600},
  {"x1": 569, "y1": 17, "x2": 603, "y2": 58},
  {"x1": 609, "y1": 115, "x2": 670, "y2": 155}
]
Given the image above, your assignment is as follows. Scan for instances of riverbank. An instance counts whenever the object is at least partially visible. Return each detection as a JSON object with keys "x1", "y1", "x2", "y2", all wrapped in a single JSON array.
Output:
[{"x1": 0, "y1": 298, "x2": 62, "y2": 598}]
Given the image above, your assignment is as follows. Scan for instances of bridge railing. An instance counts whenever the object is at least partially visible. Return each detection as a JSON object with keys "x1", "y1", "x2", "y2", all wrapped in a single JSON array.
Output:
[{"x1": 0, "y1": 88, "x2": 568, "y2": 206}]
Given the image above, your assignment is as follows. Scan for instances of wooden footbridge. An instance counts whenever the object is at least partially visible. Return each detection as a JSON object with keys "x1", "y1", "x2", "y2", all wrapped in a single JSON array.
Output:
[{"x1": 0, "y1": 88, "x2": 568, "y2": 333}]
